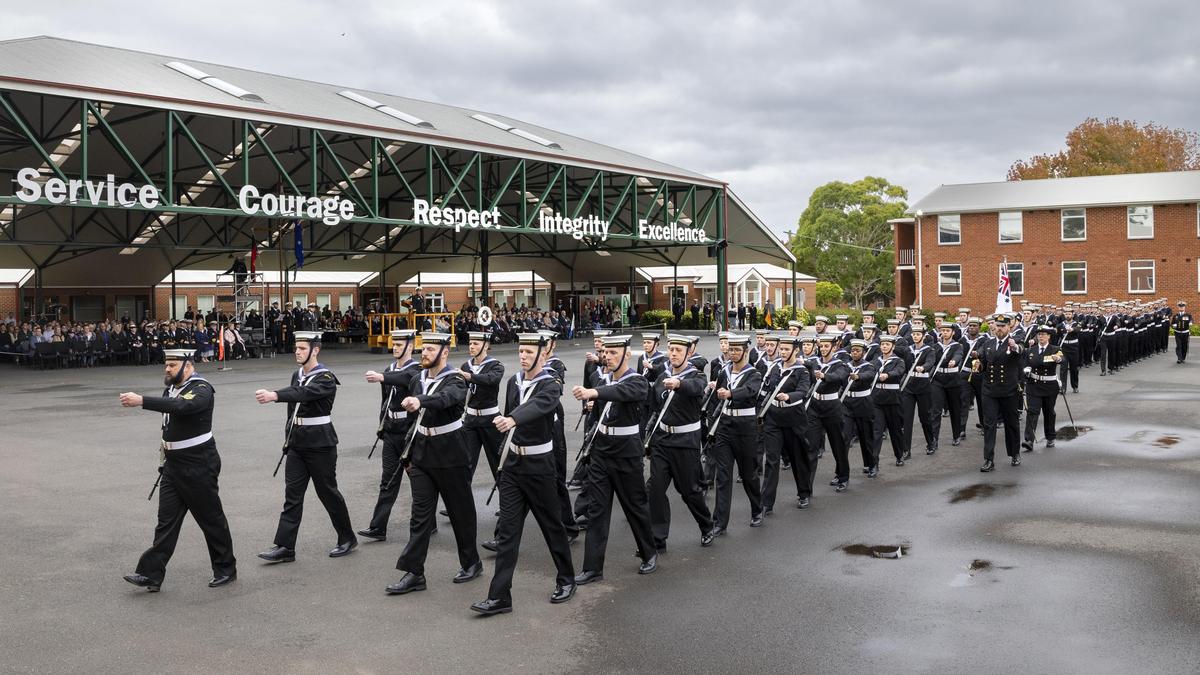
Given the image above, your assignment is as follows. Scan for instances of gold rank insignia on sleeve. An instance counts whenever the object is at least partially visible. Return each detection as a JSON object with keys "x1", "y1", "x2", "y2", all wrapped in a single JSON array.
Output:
[{"x1": 182, "y1": 392, "x2": 196, "y2": 400}]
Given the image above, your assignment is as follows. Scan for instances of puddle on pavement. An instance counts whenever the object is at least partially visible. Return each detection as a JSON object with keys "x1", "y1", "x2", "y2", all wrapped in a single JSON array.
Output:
[
  {"x1": 1055, "y1": 425, "x2": 1093, "y2": 441},
  {"x1": 840, "y1": 544, "x2": 910, "y2": 559},
  {"x1": 947, "y1": 483, "x2": 1017, "y2": 504}
]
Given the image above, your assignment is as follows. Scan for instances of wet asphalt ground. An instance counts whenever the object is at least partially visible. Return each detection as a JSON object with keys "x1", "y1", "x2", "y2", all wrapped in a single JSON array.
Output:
[{"x1": 2, "y1": 339, "x2": 1199, "y2": 673}]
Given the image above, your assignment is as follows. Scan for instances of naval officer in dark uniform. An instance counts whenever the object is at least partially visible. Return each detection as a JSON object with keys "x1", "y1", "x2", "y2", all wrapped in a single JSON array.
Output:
[
  {"x1": 120, "y1": 349, "x2": 236, "y2": 592},
  {"x1": 1173, "y1": 301, "x2": 1192, "y2": 363},
  {"x1": 255, "y1": 331, "x2": 357, "y2": 563},
  {"x1": 1023, "y1": 324, "x2": 1063, "y2": 452},
  {"x1": 973, "y1": 315, "x2": 1025, "y2": 472},
  {"x1": 387, "y1": 333, "x2": 483, "y2": 595},
  {"x1": 470, "y1": 333, "x2": 576, "y2": 616},
  {"x1": 460, "y1": 330, "x2": 505, "y2": 480},
  {"x1": 358, "y1": 329, "x2": 421, "y2": 541},
  {"x1": 571, "y1": 334, "x2": 658, "y2": 584}
]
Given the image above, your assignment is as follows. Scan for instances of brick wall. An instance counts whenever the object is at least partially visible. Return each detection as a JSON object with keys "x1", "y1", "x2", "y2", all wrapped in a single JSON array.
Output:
[
  {"x1": 153, "y1": 284, "x2": 364, "y2": 319},
  {"x1": 0, "y1": 286, "x2": 18, "y2": 319},
  {"x1": 910, "y1": 203, "x2": 1200, "y2": 312}
]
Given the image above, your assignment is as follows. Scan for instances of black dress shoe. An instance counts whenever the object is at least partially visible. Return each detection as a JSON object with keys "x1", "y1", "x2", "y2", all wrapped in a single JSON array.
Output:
[
  {"x1": 701, "y1": 530, "x2": 715, "y2": 547},
  {"x1": 867, "y1": 466, "x2": 879, "y2": 478},
  {"x1": 1072, "y1": 388, "x2": 1078, "y2": 394},
  {"x1": 951, "y1": 438, "x2": 961, "y2": 447},
  {"x1": 550, "y1": 583, "x2": 576, "y2": 604},
  {"x1": 638, "y1": 555, "x2": 658, "y2": 575},
  {"x1": 926, "y1": 447, "x2": 936, "y2": 455},
  {"x1": 1046, "y1": 439, "x2": 1056, "y2": 448},
  {"x1": 357, "y1": 527, "x2": 386, "y2": 541},
  {"x1": 980, "y1": 460, "x2": 995, "y2": 473},
  {"x1": 1011, "y1": 456, "x2": 1021, "y2": 467},
  {"x1": 895, "y1": 458, "x2": 906, "y2": 466},
  {"x1": 470, "y1": 597, "x2": 513, "y2": 616},
  {"x1": 208, "y1": 573, "x2": 236, "y2": 588},
  {"x1": 574, "y1": 570, "x2": 604, "y2": 585},
  {"x1": 257, "y1": 546, "x2": 296, "y2": 563},
  {"x1": 862, "y1": 467, "x2": 870, "y2": 474},
  {"x1": 902, "y1": 451, "x2": 912, "y2": 461},
  {"x1": 749, "y1": 514, "x2": 764, "y2": 527},
  {"x1": 453, "y1": 561, "x2": 484, "y2": 583},
  {"x1": 797, "y1": 497, "x2": 810, "y2": 509},
  {"x1": 829, "y1": 477, "x2": 842, "y2": 486},
  {"x1": 386, "y1": 572, "x2": 427, "y2": 595},
  {"x1": 481, "y1": 539, "x2": 499, "y2": 553},
  {"x1": 329, "y1": 539, "x2": 358, "y2": 558},
  {"x1": 711, "y1": 526, "x2": 727, "y2": 537},
  {"x1": 1021, "y1": 441, "x2": 1033, "y2": 453},
  {"x1": 833, "y1": 481, "x2": 847, "y2": 493},
  {"x1": 123, "y1": 574, "x2": 161, "y2": 592}
]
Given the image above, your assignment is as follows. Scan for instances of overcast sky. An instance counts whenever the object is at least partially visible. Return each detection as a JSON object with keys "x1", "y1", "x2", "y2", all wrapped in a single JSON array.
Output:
[{"x1": 5, "y1": 1, "x2": 1199, "y2": 237}]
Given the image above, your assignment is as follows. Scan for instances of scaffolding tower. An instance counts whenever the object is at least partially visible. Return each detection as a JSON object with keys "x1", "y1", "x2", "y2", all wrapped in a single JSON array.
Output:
[{"x1": 215, "y1": 272, "x2": 266, "y2": 324}]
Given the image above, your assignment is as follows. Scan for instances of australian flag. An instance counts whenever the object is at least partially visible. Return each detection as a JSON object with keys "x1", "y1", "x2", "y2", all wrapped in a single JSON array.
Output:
[{"x1": 293, "y1": 220, "x2": 304, "y2": 280}]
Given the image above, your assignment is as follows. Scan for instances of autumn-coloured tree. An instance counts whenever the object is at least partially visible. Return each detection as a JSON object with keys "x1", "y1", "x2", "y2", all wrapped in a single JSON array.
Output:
[{"x1": 1008, "y1": 117, "x2": 1200, "y2": 180}]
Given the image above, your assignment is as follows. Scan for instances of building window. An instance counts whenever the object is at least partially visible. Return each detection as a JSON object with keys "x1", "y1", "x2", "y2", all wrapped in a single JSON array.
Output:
[
  {"x1": 1128, "y1": 259, "x2": 1155, "y2": 293},
  {"x1": 422, "y1": 292, "x2": 445, "y2": 313},
  {"x1": 338, "y1": 293, "x2": 354, "y2": 311},
  {"x1": 938, "y1": 214, "x2": 961, "y2": 245},
  {"x1": 1007, "y1": 262, "x2": 1024, "y2": 295},
  {"x1": 291, "y1": 293, "x2": 307, "y2": 309},
  {"x1": 196, "y1": 294, "x2": 215, "y2": 313},
  {"x1": 938, "y1": 264, "x2": 962, "y2": 295},
  {"x1": 1061, "y1": 261, "x2": 1087, "y2": 294},
  {"x1": 269, "y1": 294, "x2": 280, "y2": 308},
  {"x1": 1127, "y1": 205, "x2": 1154, "y2": 239},
  {"x1": 1061, "y1": 208, "x2": 1086, "y2": 241},
  {"x1": 171, "y1": 296, "x2": 188, "y2": 320},
  {"x1": 998, "y1": 211, "x2": 1023, "y2": 243},
  {"x1": 316, "y1": 293, "x2": 331, "y2": 311}
]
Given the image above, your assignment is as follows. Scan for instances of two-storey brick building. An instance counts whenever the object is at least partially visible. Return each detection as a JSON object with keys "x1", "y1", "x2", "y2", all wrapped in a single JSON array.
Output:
[{"x1": 893, "y1": 171, "x2": 1200, "y2": 312}]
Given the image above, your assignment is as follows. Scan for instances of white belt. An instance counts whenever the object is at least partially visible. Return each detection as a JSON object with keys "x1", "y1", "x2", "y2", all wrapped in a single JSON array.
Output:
[
  {"x1": 911, "y1": 372, "x2": 930, "y2": 378},
  {"x1": 1062, "y1": 339, "x2": 1078, "y2": 344},
  {"x1": 162, "y1": 432, "x2": 212, "y2": 450},
  {"x1": 1030, "y1": 374, "x2": 1059, "y2": 382},
  {"x1": 387, "y1": 410, "x2": 409, "y2": 420},
  {"x1": 466, "y1": 406, "x2": 500, "y2": 417},
  {"x1": 598, "y1": 423, "x2": 640, "y2": 436},
  {"x1": 724, "y1": 407, "x2": 757, "y2": 417},
  {"x1": 659, "y1": 420, "x2": 702, "y2": 434},
  {"x1": 509, "y1": 441, "x2": 553, "y2": 456},
  {"x1": 813, "y1": 392, "x2": 839, "y2": 401},
  {"x1": 416, "y1": 419, "x2": 464, "y2": 436},
  {"x1": 295, "y1": 416, "x2": 331, "y2": 426},
  {"x1": 936, "y1": 368, "x2": 957, "y2": 374},
  {"x1": 771, "y1": 399, "x2": 803, "y2": 408},
  {"x1": 876, "y1": 383, "x2": 899, "y2": 390},
  {"x1": 846, "y1": 389, "x2": 872, "y2": 398}
]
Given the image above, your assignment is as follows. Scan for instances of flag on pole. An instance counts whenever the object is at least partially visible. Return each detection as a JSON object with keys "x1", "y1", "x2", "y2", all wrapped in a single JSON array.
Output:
[
  {"x1": 994, "y1": 257, "x2": 1013, "y2": 316},
  {"x1": 293, "y1": 220, "x2": 304, "y2": 281}
]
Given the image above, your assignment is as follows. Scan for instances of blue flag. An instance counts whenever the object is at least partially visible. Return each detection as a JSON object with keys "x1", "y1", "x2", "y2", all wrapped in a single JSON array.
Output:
[{"x1": 293, "y1": 220, "x2": 304, "y2": 279}]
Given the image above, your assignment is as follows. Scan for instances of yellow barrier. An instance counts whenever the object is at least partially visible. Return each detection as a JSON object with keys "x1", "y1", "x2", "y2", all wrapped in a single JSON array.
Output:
[{"x1": 367, "y1": 312, "x2": 457, "y2": 349}]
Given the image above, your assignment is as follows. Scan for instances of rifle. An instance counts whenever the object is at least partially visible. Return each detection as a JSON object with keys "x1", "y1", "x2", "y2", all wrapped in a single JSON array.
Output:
[
  {"x1": 368, "y1": 386, "x2": 396, "y2": 460},
  {"x1": 383, "y1": 375, "x2": 452, "y2": 490},
  {"x1": 643, "y1": 390, "x2": 676, "y2": 449},
  {"x1": 485, "y1": 426, "x2": 518, "y2": 506},
  {"x1": 576, "y1": 401, "x2": 612, "y2": 462},
  {"x1": 840, "y1": 361, "x2": 881, "y2": 403},
  {"x1": 757, "y1": 366, "x2": 795, "y2": 419},
  {"x1": 803, "y1": 361, "x2": 835, "y2": 411},
  {"x1": 898, "y1": 347, "x2": 925, "y2": 392},
  {"x1": 701, "y1": 399, "x2": 730, "y2": 453},
  {"x1": 273, "y1": 402, "x2": 302, "y2": 477},
  {"x1": 574, "y1": 403, "x2": 587, "y2": 431}
]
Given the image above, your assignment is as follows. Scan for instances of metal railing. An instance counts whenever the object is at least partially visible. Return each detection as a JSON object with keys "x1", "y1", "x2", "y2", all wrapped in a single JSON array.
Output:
[{"x1": 896, "y1": 249, "x2": 915, "y2": 266}]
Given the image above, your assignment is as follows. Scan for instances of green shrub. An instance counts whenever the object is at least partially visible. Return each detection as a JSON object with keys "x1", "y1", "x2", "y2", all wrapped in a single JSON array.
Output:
[
  {"x1": 815, "y1": 281, "x2": 843, "y2": 306},
  {"x1": 640, "y1": 309, "x2": 673, "y2": 328}
]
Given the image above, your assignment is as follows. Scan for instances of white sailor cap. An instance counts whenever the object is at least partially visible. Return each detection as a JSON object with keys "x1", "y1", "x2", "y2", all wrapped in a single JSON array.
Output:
[
  {"x1": 538, "y1": 330, "x2": 558, "y2": 342},
  {"x1": 601, "y1": 335, "x2": 632, "y2": 348},
  {"x1": 835, "y1": 314, "x2": 849, "y2": 321},
  {"x1": 849, "y1": 339, "x2": 869, "y2": 349},
  {"x1": 467, "y1": 331, "x2": 492, "y2": 342},
  {"x1": 814, "y1": 315, "x2": 830, "y2": 323},
  {"x1": 764, "y1": 332, "x2": 783, "y2": 343},
  {"x1": 518, "y1": 332, "x2": 551, "y2": 346},
  {"x1": 390, "y1": 329, "x2": 417, "y2": 341},
  {"x1": 667, "y1": 334, "x2": 692, "y2": 347},
  {"x1": 294, "y1": 331, "x2": 322, "y2": 343},
  {"x1": 593, "y1": 329, "x2": 613, "y2": 338},
  {"x1": 163, "y1": 349, "x2": 193, "y2": 361},
  {"x1": 420, "y1": 332, "x2": 453, "y2": 345},
  {"x1": 787, "y1": 320, "x2": 804, "y2": 328},
  {"x1": 727, "y1": 334, "x2": 751, "y2": 347}
]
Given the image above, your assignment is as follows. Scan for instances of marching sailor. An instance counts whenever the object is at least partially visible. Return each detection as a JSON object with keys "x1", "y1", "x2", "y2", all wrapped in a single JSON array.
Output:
[
  {"x1": 359, "y1": 329, "x2": 421, "y2": 542},
  {"x1": 708, "y1": 334, "x2": 766, "y2": 532},
  {"x1": 1022, "y1": 324, "x2": 1063, "y2": 451},
  {"x1": 256, "y1": 331, "x2": 357, "y2": 563},
  {"x1": 120, "y1": 349, "x2": 236, "y2": 592}
]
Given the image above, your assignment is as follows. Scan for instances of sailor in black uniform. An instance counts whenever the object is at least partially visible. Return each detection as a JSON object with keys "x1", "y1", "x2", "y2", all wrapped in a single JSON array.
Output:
[
  {"x1": 1173, "y1": 301, "x2": 1192, "y2": 363},
  {"x1": 708, "y1": 334, "x2": 765, "y2": 532},
  {"x1": 974, "y1": 315, "x2": 1026, "y2": 471},
  {"x1": 646, "y1": 335, "x2": 715, "y2": 551},
  {"x1": 540, "y1": 330, "x2": 580, "y2": 539},
  {"x1": 120, "y1": 349, "x2": 236, "y2": 592},
  {"x1": 761, "y1": 335, "x2": 812, "y2": 508},
  {"x1": 256, "y1": 331, "x2": 356, "y2": 563},
  {"x1": 460, "y1": 330, "x2": 505, "y2": 480},
  {"x1": 842, "y1": 339, "x2": 879, "y2": 477},
  {"x1": 1023, "y1": 324, "x2": 1063, "y2": 452},
  {"x1": 572, "y1": 335, "x2": 659, "y2": 583},
  {"x1": 387, "y1": 333, "x2": 482, "y2": 595},
  {"x1": 359, "y1": 329, "x2": 421, "y2": 541},
  {"x1": 470, "y1": 333, "x2": 576, "y2": 616}
]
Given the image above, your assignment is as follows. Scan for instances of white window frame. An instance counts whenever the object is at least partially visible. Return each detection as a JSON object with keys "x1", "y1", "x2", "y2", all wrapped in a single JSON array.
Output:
[
  {"x1": 269, "y1": 294, "x2": 281, "y2": 308},
  {"x1": 1007, "y1": 262, "x2": 1024, "y2": 296},
  {"x1": 195, "y1": 294, "x2": 216, "y2": 313},
  {"x1": 937, "y1": 264, "x2": 962, "y2": 295},
  {"x1": 1127, "y1": 205, "x2": 1154, "y2": 240},
  {"x1": 998, "y1": 211, "x2": 1023, "y2": 243},
  {"x1": 425, "y1": 291, "x2": 446, "y2": 313},
  {"x1": 1061, "y1": 208, "x2": 1087, "y2": 241},
  {"x1": 1061, "y1": 261, "x2": 1087, "y2": 294},
  {"x1": 291, "y1": 293, "x2": 307, "y2": 309},
  {"x1": 315, "y1": 293, "x2": 331, "y2": 311},
  {"x1": 937, "y1": 214, "x2": 961, "y2": 246},
  {"x1": 338, "y1": 293, "x2": 354, "y2": 311},
  {"x1": 171, "y1": 296, "x2": 188, "y2": 320},
  {"x1": 1127, "y1": 259, "x2": 1155, "y2": 294}
]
